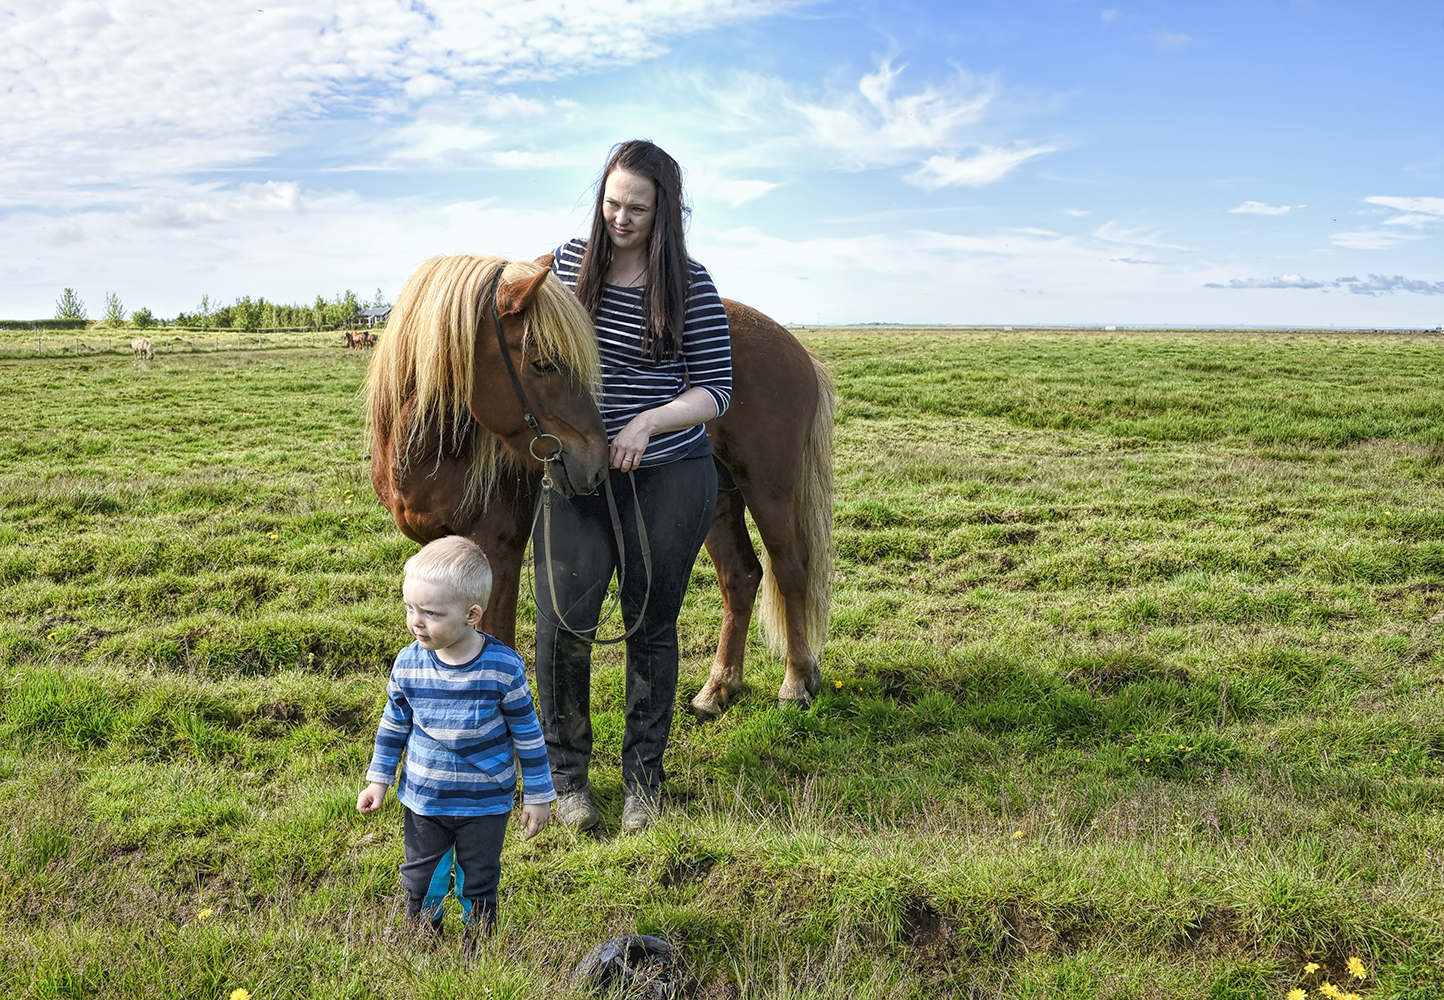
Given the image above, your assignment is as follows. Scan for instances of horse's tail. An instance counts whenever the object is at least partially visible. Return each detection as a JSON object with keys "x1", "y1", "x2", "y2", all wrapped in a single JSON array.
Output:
[{"x1": 758, "y1": 352, "x2": 836, "y2": 658}]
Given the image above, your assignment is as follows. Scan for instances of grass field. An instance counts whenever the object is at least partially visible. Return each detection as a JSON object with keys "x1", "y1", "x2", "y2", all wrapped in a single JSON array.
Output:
[{"x1": 2, "y1": 328, "x2": 1442, "y2": 999}]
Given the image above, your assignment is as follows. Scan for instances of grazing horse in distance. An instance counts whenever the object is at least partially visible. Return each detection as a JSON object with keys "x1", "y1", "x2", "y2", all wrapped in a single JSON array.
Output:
[
  {"x1": 130, "y1": 337, "x2": 154, "y2": 361},
  {"x1": 367, "y1": 254, "x2": 836, "y2": 715}
]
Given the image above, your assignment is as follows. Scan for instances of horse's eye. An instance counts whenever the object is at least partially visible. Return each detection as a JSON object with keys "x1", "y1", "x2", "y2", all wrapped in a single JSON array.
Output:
[{"x1": 530, "y1": 359, "x2": 559, "y2": 375}]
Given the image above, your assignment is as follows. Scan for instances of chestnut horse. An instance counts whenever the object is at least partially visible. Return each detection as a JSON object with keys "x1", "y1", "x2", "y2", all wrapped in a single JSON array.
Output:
[{"x1": 368, "y1": 255, "x2": 835, "y2": 715}]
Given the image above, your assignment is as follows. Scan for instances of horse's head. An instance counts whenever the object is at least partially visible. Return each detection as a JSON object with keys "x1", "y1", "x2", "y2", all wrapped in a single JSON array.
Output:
[{"x1": 479, "y1": 259, "x2": 609, "y2": 498}]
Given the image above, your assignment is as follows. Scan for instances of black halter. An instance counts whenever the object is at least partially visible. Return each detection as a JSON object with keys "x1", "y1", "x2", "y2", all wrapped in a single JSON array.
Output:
[
  {"x1": 486, "y1": 269, "x2": 652, "y2": 645},
  {"x1": 487, "y1": 271, "x2": 563, "y2": 471}
]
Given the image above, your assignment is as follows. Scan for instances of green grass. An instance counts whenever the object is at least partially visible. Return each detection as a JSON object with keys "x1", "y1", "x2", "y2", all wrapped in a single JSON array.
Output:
[{"x1": 2, "y1": 329, "x2": 1443, "y2": 999}]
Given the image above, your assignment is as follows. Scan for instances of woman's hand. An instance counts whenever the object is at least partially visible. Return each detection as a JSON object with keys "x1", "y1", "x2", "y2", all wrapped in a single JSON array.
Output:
[
  {"x1": 609, "y1": 387, "x2": 719, "y2": 471},
  {"x1": 610, "y1": 417, "x2": 652, "y2": 471}
]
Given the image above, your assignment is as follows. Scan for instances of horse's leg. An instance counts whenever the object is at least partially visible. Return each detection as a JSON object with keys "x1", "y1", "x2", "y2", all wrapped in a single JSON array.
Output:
[
  {"x1": 742, "y1": 490, "x2": 821, "y2": 708},
  {"x1": 470, "y1": 471, "x2": 538, "y2": 649},
  {"x1": 689, "y1": 478, "x2": 763, "y2": 720}
]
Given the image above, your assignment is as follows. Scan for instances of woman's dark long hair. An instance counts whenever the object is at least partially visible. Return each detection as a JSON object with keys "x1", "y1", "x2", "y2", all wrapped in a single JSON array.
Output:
[{"x1": 575, "y1": 140, "x2": 691, "y2": 362}]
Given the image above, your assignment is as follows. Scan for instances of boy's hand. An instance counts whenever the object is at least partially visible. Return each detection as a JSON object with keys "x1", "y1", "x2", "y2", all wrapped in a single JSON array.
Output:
[
  {"x1": 357, "y1": 782, "x2": 388, "y2": 814},
  {"x1": 520, "y1": 802, "x2": 551, "y2": 840}
]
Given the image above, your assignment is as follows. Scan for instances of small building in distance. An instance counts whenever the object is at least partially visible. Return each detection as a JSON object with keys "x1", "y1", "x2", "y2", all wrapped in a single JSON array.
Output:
[{"x1": 360, "y1": 307, "x2": 391, "y2": 329}]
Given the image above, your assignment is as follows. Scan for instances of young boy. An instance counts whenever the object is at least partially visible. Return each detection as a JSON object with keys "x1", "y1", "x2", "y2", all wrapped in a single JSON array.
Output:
[{"x1": 357, "y1": 535, "x2": 554, "y2": 943}]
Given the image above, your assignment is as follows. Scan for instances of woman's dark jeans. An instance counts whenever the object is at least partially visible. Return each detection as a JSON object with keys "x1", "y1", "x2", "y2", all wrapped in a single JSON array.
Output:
[{"x1": 534, "y1": 453, "x2": 717, "y2": 793}]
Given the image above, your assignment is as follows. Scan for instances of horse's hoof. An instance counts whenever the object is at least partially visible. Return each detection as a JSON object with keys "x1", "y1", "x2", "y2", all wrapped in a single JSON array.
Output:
[
  {"x1": 687, "y1": 693, "x2": 725, "y2": 722},
  {"x1": 776, "y1": 692, "x2": 813, "y2": 711}
]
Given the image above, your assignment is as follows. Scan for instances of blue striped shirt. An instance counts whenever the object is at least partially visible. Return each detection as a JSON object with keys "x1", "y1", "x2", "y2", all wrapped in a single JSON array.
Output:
[
  {"x1": 365, "y1": 635, "x2": 557, "y2": 816},
  {"x1": 552, "y1": 238, "x2": 733, "y2": 467}
]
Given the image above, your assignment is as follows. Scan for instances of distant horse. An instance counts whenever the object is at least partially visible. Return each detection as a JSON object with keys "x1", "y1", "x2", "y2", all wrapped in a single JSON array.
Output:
[
  {"x1": 367, "y1": 254, "x2": 835, "y2": 714},
  {"x1": 130, "y1": 337, "x2": 154, "y2": 361}
]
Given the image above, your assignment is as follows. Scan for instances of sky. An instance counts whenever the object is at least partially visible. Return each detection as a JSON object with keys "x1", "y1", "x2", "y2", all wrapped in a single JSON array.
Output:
[{"x1": 3, "y1": 0, "x2": 1443, "y2": 327}]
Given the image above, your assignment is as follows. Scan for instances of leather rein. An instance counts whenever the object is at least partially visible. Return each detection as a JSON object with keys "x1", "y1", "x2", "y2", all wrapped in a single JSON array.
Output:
[{"x1": 486, "y1": 271, "x2": 652, "y2": 645}]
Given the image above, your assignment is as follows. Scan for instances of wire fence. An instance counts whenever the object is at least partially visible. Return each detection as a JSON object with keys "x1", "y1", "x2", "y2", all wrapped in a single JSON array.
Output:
[{"x1": 0, "y1": 327, "x2": 383, "y2": 358}]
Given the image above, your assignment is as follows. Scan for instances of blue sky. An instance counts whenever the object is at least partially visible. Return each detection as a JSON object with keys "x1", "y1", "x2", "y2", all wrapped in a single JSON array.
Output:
[{"x1": 3, "y1": 0, "x2": 1442, "y2": 326}]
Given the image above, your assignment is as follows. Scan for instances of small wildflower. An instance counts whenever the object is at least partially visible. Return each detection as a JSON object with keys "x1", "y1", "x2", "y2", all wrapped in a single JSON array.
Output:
[
  {"x1": 1288, "y1": 989, "x2": 1307, "y2": 1000},
  {"x1": 1304, "y1": 963, "x2": 1320, "y2": 974},
  {"x1": 1345, "y1": 957, "x2": 1366, "y2": 981},
  {"x1": 340, "y1": 517, "x2": 348, "y2": 523},
  {"x1": 267, "y1": 531, "x2": 278, "y2": 539},
  {"x1": 834, "y1": 680, "x2": 843, "y2": 689},
  {"x1": 1144, "y1": 757, "x2": 1151, "y2": 762},
  {"x1": 1012, "y1": 829, "x2": 1024, "y2": 839},
  {"x1": 230, "y1": 991, "x2": 253, "y2": 1000},
  {"x1": 196, "y1": 908, "x2": 213, "y2": 921},
  {"x1": 1319, "y1": 982, "x2": 1339, "y2": 998},
  {"x1": 344, "y1": 498, "x2": 353, "y2": 504},
  {"x1": 1178, "y1": 744, "x2": 1186, "y2": 749}
]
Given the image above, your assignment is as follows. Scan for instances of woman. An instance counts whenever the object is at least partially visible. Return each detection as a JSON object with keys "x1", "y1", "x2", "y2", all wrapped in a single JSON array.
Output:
[{"x1": 537, "y1": 140, "x2": 732, "y2": 833}]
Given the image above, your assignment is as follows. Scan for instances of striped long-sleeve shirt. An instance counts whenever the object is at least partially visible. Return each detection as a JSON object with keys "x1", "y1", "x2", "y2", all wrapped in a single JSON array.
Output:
[
  {"x1": 552, "y1": 238, "x2": 732, "y2": 467},
  {"x1": 364, "y1": 636, "x2": 556, "y2": 816}
]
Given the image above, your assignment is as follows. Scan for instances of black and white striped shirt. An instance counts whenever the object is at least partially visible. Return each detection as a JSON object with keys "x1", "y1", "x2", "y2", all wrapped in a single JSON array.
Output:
[{"x1": 552, "y1": 238, "x2": 732, "y2": 467}]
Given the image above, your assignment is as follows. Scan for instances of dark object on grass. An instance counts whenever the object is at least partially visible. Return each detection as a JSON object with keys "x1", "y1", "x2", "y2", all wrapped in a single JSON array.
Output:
[{"x1": 574, "y1": 934, "x2": 676, "y2": 997}]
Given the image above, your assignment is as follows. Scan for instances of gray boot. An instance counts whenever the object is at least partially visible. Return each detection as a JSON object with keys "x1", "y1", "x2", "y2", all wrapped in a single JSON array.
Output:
[
  {"x1": 555, "y1": 789, "x2": 599, "y2": 831},
  {"x1": 620, "y1": 784, "x2": 659, "y2": 833}
]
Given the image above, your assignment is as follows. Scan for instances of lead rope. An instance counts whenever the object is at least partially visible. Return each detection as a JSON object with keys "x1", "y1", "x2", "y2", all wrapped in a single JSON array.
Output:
[{"x1": 532, "y1": 470, "x2": 653, "y2": 645}]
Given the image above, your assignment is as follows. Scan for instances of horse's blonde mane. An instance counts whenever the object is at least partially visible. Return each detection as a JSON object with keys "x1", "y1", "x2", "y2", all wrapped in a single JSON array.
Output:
[{"x1": 365, "y1": 255, "x2": 600, "y2": 509}]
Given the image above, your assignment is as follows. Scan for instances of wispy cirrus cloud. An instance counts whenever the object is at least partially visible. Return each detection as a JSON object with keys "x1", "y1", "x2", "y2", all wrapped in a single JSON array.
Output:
[
  {"x1": 1363, "y1": 195, "x2": 1444, "y2": 227},
  {"x1": 1150, "y1": 29, "x2": 1196, "y2": 49},
  {"x1": 1228, "y1": 201, "x2": 1295, "y2": 215},
  {"x1": 691, "y1": 59, "x2": 1056, "y2": 191}
]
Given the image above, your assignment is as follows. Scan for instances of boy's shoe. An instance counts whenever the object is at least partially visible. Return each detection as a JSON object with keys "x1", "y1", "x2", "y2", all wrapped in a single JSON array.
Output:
[
  {"x1": 555, "y1": 790, "x2": 599, "y2": 831},
  {"x1": 620, "y1": 784, "x2": 659, "y2": 833}
]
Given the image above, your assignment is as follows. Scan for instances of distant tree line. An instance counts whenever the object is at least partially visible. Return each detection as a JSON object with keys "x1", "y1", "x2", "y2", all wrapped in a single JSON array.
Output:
[
  {"x1": 174, "y1": 289, "x2": 388, "y2": 331},
  {"x1": 33, "y1": 287, "x2": 391, "y2": 332}
]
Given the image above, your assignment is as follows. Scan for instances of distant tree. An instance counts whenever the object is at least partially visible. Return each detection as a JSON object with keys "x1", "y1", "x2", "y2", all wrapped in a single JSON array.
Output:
[
  {"x1": 233, "y1": 295, "x2": 261, "y2": 332},
  {"x1": 132, "y1": 307, "x2": 156, "y2": 329},
  {"x1": 55, "y1": 288, "x2": 87, "y2": 320},
  {"x1": 103, "y1": 292, "x2": 126, "y2": 327},
  {"x1": 371, "y1": 287, "x2": 390, "y2": 309}
]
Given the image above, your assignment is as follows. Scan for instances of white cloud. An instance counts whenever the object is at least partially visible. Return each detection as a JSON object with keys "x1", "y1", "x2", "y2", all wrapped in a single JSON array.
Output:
[
  {"x1": 0, "y1": 0, "x2": 791, "y2": 203},
  {"x1": 1204, "y1": 272, "x2": 1444, "y2": 295},
  {"x1": 1149, "y1": 29, "x2": 1195, "y2": 49},
  {"x1": 1362, "y1": 195, "x2": 1444, "y2": 226},
  {"x1": 1331, "y1": 229, "x2": 1421, "y2": 250},
  {"x1": 135, "y1": 182, "x2": 309, "y2": 230},
  {"x1": 1101, "y1": 9, "x2": 1120, "y2": 23},
  {"x1": 687, "y1": 172, "x2": 781, "y2": 207},
  {"x1": 786, "y1": 60, "x2": 996, "y2": 170},
  {"x1": 1205, "y1": 273, "x2": 1324, "y2": 289},
  {"x1": 906, "y1": 144, "x2": 1055, "y2": 190},
  {"x1": 1063, "y1": 208, "x2": 1091, "y2": 216},
  {"x1": 1092, "y1": 221, "x2": 1191, "y2": 250},
  {"x1": 1228, "y1": 201, "x2": 1292, "y2": 215}
]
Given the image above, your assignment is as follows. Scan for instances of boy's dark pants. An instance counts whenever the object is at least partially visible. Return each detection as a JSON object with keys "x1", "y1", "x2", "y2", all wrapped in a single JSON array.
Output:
[{"x1": 400, "y1": 809, "x2": 508, "y2": 940}]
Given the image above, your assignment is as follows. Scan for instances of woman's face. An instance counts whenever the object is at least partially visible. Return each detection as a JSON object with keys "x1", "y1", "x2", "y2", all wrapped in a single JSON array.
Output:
[{"x1": 602, "y1": 167, "x2": 655, "y2": 255}]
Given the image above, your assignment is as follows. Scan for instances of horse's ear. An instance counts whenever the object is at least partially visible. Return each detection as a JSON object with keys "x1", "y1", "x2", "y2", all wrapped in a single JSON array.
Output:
[
  {"x1": 533, "y1": 253, "x2": 555, "y2": 269},
  {"x1": 497, "y1": 267, "x2": 551, "y2": 317}
]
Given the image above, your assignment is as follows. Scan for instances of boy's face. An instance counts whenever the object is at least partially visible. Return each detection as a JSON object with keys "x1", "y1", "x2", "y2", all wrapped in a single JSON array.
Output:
[{"x1": 402, "y1": 576, "x2": 484, "y2": 658}]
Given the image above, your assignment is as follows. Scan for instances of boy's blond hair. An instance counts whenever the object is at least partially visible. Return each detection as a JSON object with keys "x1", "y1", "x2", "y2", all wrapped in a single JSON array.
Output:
[{"x1": 403, "y1": 535, "x2": 493, "y2": 609}]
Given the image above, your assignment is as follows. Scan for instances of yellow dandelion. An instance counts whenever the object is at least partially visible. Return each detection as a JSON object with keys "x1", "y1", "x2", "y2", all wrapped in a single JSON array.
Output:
[
  {"x1": 340, "y1": 517, "x2": 348, "y2": 523},
  {"x1": 1341, "y1": 994, "x2": 1361, "y2": 1000},
  {"x1": 1345, "y1": 957, "x2": 1366, "y2": 980},
  {"x1": 230, "y1": 991, "x2": 252, "y2": 1000},
  {"x1": 1144, "y1": 757, "x2": 1151, "y2": 762},
  {"x1": 1012, "y1": 829, "x2": 1024, "y2": 839},
  {"x1": 834, "y1": 680, "x2": 843, "y2": 688},
  {"x1": 1304, "y1": 963, "x2": 1320, "y2": 973},
  {"x1": 1178, "y1": 744, "x2": 1186, "y2": 749},
  {"x1": 196, "y1": 908, "x2": 213, "y2": 921},
  {"x1": 1288, "y1": 989, "x2": 1307, "y2": 1000},
  {"x1": 1319, "y1": 982, "x2": 1338, "y2": 998},
  {"x1": 344, "y1": 498, "x2": 353, "y2": 504},
  {"x1": 267, "y1": 531, "x2": 278, "y2": 539}
]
